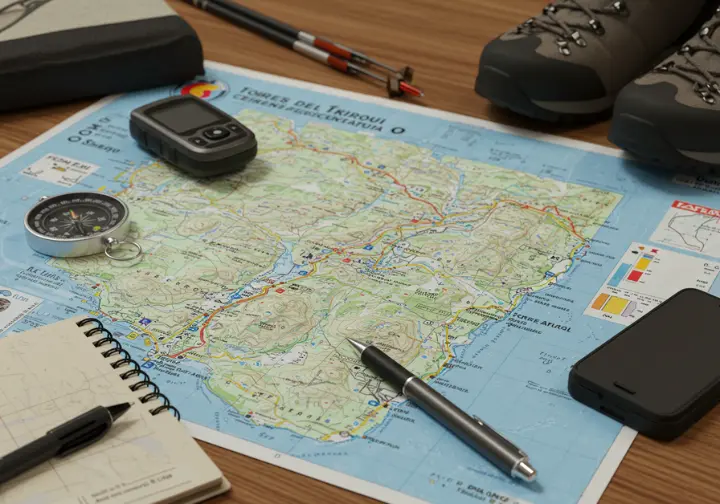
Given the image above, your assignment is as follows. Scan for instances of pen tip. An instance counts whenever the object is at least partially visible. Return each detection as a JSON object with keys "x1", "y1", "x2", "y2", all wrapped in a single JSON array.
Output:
[
  {"x1": 107, "y1": 402, "x2": 132, "y2": 422},
  {"x1": 513, "y1": 461, "x2": 537, "y2": 483},
  {"x1": 346, "y1": 338, "x2": 368, "y2": 354}
]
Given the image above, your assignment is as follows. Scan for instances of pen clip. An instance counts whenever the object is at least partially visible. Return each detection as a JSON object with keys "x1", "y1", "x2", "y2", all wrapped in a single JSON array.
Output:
[{"x1": 472, "y1": 415, "x2": 525, "y2": 456}]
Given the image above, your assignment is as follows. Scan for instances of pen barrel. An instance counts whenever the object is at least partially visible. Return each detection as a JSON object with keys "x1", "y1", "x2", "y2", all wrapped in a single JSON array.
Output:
[
  {"x1": 403, "y1": 378, "x2": 524, "y2": 476},
  {"x1": 360, "y1": 346, "x2": 413, "y2": 390},
  {"x1": 49, "y1": 406, "x2": 113, "y2": 457},
  {"x1": 0, "y1": 435, "x2": 61, "y2": 485}
]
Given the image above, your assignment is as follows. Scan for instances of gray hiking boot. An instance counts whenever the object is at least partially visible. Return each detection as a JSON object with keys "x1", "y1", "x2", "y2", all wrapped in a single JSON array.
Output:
[
  {"x1": 609, "y1": 7, "x2": 720, "y2": 170},
  {"x1": 475, "y1": 0, "x2": 707, "y2": 122}
]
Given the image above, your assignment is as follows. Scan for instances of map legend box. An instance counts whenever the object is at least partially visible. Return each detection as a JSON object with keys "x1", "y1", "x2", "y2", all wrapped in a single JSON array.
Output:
[{"x1": 585, "y1": 242, "x2": 720, "y2": 325}]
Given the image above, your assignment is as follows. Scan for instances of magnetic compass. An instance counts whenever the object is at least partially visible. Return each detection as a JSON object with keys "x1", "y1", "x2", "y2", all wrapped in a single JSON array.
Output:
[{"x1": 24, "y1": 192, "x2": 142, "y2": 260}]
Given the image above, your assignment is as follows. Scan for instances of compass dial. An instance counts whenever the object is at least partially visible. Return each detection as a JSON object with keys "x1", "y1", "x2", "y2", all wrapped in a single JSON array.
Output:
[{"x1": 26, "y1": 193, "x2": 127, "y2": 240}]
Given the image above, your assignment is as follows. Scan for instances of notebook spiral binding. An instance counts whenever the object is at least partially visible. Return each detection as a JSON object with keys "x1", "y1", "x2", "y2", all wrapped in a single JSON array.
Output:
[{"x1": 76, "y1": 318, "x2": 181, "y2": 420}]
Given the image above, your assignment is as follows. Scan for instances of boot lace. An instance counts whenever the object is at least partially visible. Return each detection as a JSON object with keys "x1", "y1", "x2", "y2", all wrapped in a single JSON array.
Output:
[
  {"x1": 655, "y1": 8, "x2": 720, "y2": 105},
  {"x1": 516, "y1": 1, "x2": 630, "y2": 56}
]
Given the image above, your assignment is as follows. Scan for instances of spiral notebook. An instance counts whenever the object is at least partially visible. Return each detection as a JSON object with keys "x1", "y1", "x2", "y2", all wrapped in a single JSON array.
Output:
[{"x1": 0, "y1": 317, "x2": 229, "y2": 504}]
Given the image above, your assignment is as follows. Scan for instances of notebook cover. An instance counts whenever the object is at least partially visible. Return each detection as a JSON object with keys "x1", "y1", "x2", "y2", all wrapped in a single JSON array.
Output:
[
  {"x1": 0, "y1": 0, "x2": 204, "y2": 112},
  {"x1": 0, "y1": 316, "x2": 226, "y2": 504}
]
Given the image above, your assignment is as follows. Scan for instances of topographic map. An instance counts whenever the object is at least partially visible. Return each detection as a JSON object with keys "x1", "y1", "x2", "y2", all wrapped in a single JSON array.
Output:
[
  {"x1": 55, "y1": 110, "x2": 621, "y2": 445},
  {"x1": 1, "y1": 63, "x2": 719, "y2": 504}
]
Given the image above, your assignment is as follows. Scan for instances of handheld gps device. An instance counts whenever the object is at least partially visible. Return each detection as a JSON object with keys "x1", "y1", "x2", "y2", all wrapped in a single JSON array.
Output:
[{"x1": 130, "y1": 95, "x2": 257, "y2": 177}]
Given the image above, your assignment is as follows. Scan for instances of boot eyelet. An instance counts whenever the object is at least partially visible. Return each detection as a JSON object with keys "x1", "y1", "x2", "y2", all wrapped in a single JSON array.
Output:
[
  {"x1": 696, "y1": 86, "x2": 717, "y2": 105},
  {"x1": 571, "y1": 31, "x2": 587, "y2": 47},
  {"x1": 611, "y1": 1, "x2": 629, "y2": 16},
  {"x1": 556, "y1": 39, "x2": 572, "y2": 56},
  {"x1": 588, "y1": 19, "x2": 605, "y2": 35}
]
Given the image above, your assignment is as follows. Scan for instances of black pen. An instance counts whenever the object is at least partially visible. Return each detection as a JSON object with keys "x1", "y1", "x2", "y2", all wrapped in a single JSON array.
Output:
[
  {"x1": 0, "y1": 403, "x2": 132, "y2": 485},
  {"x1": 347, "y1": 339, "x2": 537, "y2": 482}
]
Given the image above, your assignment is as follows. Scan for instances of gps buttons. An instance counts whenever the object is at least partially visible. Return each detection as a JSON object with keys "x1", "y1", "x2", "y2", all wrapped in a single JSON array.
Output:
[
  {"x1": 227, "y1": 123, "x2": 247, "y2": 137},
  {"x1": 190, "y1": 137, "x2": 208, "y2": 147},
  {"x1": 203, "y1": 127, "x2": 230, "y2": 141}
]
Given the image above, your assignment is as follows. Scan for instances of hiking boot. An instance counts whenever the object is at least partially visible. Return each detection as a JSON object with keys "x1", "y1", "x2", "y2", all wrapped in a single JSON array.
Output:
[
  {"x1": 609, "y1": 7, "x2": 720, "y2": 170},
  {"x1": 475, "y1": 0, "x2": 707, "y2": 122}
]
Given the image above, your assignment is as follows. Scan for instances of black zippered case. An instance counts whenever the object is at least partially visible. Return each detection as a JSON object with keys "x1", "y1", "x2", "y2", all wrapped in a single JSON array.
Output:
[{"x1": 0, "y1": 0, "x2": 204, "y2": 112}]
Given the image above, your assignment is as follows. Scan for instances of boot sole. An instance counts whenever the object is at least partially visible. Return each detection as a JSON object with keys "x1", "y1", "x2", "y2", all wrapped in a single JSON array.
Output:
[
  {"x1": 609, "y1": 113, "x2": 720, "y2": 173},
  {"x1": 475, "y1": 65, "x2": 613, "y2": 124}
]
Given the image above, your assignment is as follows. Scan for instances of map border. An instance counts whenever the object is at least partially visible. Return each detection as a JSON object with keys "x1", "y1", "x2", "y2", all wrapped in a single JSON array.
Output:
[{"x1": 0, "y1": 60, "x2": 638, "y2": 504}]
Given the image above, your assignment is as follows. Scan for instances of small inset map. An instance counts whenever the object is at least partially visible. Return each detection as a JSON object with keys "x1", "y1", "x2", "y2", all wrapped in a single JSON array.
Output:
[
  {"x1": 21, "y1": 154, "x2": 98, "y2": 187},
  {"x1": 585, "y1": 243, "x2": 720, "y2": 325},
  {"x1": 0, "y1": 287, "x2": 42, "y2": 333},
  {"x1": 650, "y1": 200, "x2": 720, "y2": 258}
]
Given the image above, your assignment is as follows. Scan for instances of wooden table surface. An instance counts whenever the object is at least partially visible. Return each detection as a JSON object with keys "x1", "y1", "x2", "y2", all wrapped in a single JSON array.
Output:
[{"x1": 2, "y1": 1, "x2": 719, "y2": 502}]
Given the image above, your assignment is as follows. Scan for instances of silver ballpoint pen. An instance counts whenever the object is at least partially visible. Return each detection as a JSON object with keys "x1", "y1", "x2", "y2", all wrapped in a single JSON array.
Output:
[{"x1": 347, "y1": 338, "x2": 537, "y2": 482}]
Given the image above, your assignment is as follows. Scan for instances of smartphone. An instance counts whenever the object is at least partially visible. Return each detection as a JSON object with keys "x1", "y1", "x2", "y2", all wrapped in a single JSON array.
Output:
[{"x1": 569, "y1": 288, "x2": 720, "y2": 440}]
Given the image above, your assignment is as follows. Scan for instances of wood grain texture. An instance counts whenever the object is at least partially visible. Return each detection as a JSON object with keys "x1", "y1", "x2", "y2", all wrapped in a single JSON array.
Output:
[{"x1": 1, "y1": 0, "x2": 719, "y2": 502}]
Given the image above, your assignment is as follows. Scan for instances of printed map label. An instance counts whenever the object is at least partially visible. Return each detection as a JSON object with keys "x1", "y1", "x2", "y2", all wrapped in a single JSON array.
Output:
[
  {"x1": 674, "y1": 173, "x2": 720, "y2": 194},
  {"x1": 21, "y1": 154, "x2": 98, "y2": 187},
  {"x1": 650, "y1": 200, "x2": 720, "y2": 258}
]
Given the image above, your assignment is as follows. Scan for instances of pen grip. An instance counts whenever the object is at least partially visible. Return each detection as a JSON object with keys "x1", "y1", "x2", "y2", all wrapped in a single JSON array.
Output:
[
  {"x1": 0, "y1": 435, "x2": 61, "y2": 485},
  {"x1": 49, "y1": 406, "x2": 113, "y2": 457},
  {"x1": 403, "y1": 378, "x2": 522, "y2": 475}
]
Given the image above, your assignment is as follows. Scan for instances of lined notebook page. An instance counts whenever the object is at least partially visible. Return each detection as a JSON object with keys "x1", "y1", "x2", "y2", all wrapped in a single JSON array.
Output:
[{"x1": 0, "y1": 317, "x2": 224, "y2": 504}]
